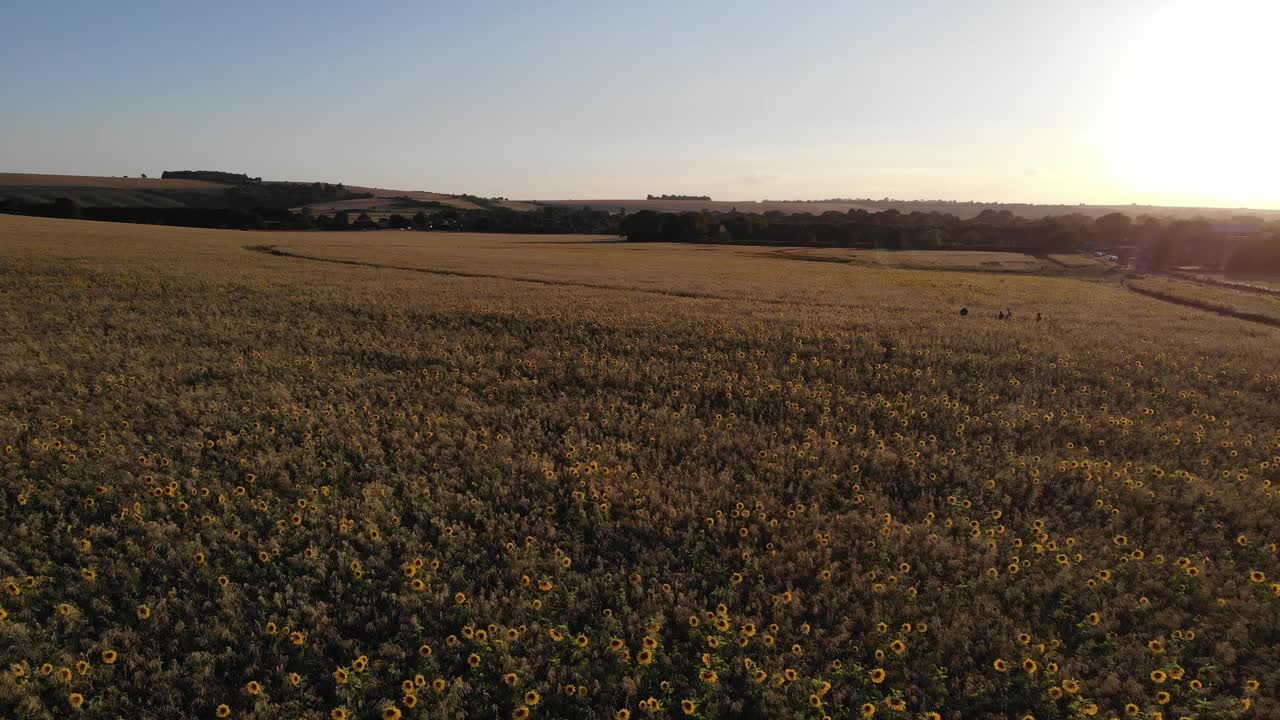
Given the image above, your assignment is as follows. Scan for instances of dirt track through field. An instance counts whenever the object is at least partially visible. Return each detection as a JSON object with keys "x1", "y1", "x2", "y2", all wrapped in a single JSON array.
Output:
[
  {"x1": 1125, "y1": 282, "x2": 1280, "y2": 328},
  {"x1": 245, "y1": 243, "x2": 863, "y2": 310}
]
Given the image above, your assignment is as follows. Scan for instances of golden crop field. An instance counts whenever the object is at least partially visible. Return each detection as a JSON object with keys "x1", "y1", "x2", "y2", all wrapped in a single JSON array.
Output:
[
  {"x1": 1, "y1": 216, "x2": 1278, "y2": 720},
  {"x1": 1128, "y1": 278, "x2": 1280, "y2": 327}
]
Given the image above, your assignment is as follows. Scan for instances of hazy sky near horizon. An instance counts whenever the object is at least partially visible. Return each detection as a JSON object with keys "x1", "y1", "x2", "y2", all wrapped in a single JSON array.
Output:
[{"x1": 2, "y1": 0, "x2": 1276, "y2": 208}]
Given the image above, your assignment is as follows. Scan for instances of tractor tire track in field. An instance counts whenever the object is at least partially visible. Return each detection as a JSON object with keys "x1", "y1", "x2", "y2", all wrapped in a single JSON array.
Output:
[
  {"x1": 1126, "y1": 282, "x2": 1280, "y2": 329},
  {"x1": 245, "y1": 243, "x2": 862, "y2": 311}
]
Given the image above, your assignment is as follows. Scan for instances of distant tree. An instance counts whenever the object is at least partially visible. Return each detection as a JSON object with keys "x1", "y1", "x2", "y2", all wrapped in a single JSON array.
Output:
[
  {"x1": 1225, "y1": 234, "x2": 1280, "y2": 275},
  {"x1": 1094, "y1": 212, "x2": 1132, "y2": 247},
  {"x1": 619, "y1": 210, "x2": 666, "y2": 242},
  {"x1": 1142, "y1": 235, "x2": 1177, "y2": 270},
  {"x1": 51, "y1": 197, "x2": 83, "y2": 220},
  {"x1": 661, "y1": 212, "x2": 707, "y2": 243}
]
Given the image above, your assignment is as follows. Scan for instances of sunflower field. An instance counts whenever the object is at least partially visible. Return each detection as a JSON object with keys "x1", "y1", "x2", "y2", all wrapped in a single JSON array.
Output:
[{"x1": 1, "y1": 217, "x2": 1277, "y2": 720}]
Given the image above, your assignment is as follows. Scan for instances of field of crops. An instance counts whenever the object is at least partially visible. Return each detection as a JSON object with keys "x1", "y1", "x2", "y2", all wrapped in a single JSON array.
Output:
[
  {"x1": 1128, "y1": 277, "x2": 1280, "y2": 326},
  {"x1": 1, "y1": 216, "x2": 1278, "y2": 720}
]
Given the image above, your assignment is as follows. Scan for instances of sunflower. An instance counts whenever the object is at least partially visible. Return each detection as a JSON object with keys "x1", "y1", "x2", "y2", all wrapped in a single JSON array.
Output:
[
  {"x1": 616, "y1": 710, "x2": 631, "y2": 720},
  {"x1": 353, "y1": 656, "x2": 368, "y2": 672},
  {"x1": 101, "y1": 650, "x2": 117, "y2": 664},
  {"x1": 871, "y1": 668, "x2": 886, "y2": 683},
  {"x1": 331, "y1": 710, "x2": 348, "y2": 720},
  {"x1": 383, "y1": 707, "x2": 402, "y2": 720},
  {"x1": 993, "y1": 658, "x2": 1009, "y2": 672},
  {"x1": 1151, "y1": 670, "x2": 1167, "y2": 683},
  {"x1": 637, "y1": 649, "x2": 653, "y2": 665},
  {"x1": 432, "y1": 678, "x2": 447, "y2": 692},
  {"x1": 681, "y1": 699, "x2": 697, "y2": 715},
  {"x1": 1023, "y1": 658, "x2": 1038, "y2": 674},
  {"x1": 861, "y1": 702, "x2": 876, "y2": 717},
  {"x1": 753, "y1": 669, "x2": 768, "y2": 683},
  {"x1": 418, "y1": 644, "x2": 433, "y2": 658},
  {"x1": 575, "y1": 634, "x2": 590, "y2": 648},
  {"x1": 524, "y1": 690, "x2": 541, "y2": 706},
  {"x1": 1156, "y1": 691, "x2": 1171, "y2": 704},
  {"x1": 402, "y1": 694, "x2": 417, "y2": 709},
  {"x1": 467, "y1": 654, "x2": 482, "y2": 667},
  {"x1": 215, "y1": 704, "x2": 230, "y2": 717},
  {"x1": 513, "y1": 708, "x2": 530, "y2": 720},
  {"x1": 245, "y1": 681, "x2": 262, "y2": 696},
  {"x1": 890, "y1": 639, "x2": 906, "y2": 655},
  {"x1": 886, "y1": 697, "x2": 906, "y2": 712},
  {"x1": 290, "y1": 632, "x2": 306, "y2": 645},
  {"x1": 1125, "y1": 704, "x2": 1141, "y2": 716},
  {"x1": 334, "y1": 668, "x2": 350, "y2": 685}
]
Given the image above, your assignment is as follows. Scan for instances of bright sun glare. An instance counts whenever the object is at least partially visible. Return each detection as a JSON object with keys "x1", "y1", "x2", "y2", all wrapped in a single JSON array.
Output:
[{"x1": 1104, "y1": 1, "x2": 1279, "y2": 207}]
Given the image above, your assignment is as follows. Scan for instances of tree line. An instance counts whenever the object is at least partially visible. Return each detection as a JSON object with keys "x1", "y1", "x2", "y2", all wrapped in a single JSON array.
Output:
[
  {"x1": 4, "y1": 192, "x2": 1278, "y2": 274},
  {"x1": 619, "y1": 208, "x2": 1280, "y2": 274}
]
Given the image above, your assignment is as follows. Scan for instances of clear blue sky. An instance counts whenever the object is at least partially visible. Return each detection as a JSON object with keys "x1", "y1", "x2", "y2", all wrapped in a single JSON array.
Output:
[{"x1": 2, "y1": 0, "x2": 1275, "y2": 207}]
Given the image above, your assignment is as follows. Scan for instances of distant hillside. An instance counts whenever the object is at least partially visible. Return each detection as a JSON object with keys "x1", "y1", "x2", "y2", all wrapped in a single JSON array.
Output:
[
  {"x1": 537, "y1": 197, "x2": 1280, "y2": 221},
  {"x1": 537, "y1": 198, "x2": 880, "y2": 215},
  {"x1": 0, "y1": 172, "x2": 527, "y2": 215}
]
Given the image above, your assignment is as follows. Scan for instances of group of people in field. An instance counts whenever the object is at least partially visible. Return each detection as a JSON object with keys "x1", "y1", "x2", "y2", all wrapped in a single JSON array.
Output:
[{"x1": 959, "y1": 307, "x2": 1042, "y2": 321}]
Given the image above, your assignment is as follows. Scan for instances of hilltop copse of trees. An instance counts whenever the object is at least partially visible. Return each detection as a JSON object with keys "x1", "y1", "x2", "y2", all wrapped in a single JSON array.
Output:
[
  {"x1": 161, "y1": 170, "x2": 262, "y2": 184},
  {"x1": 647, "y1": 194, "x2": 712, "y2": 201}
]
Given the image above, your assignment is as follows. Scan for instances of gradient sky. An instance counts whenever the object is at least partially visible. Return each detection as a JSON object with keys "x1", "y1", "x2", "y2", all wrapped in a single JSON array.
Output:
[{"x1": 2, "y1": 0, "x2": 1276, "y2": 207}]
